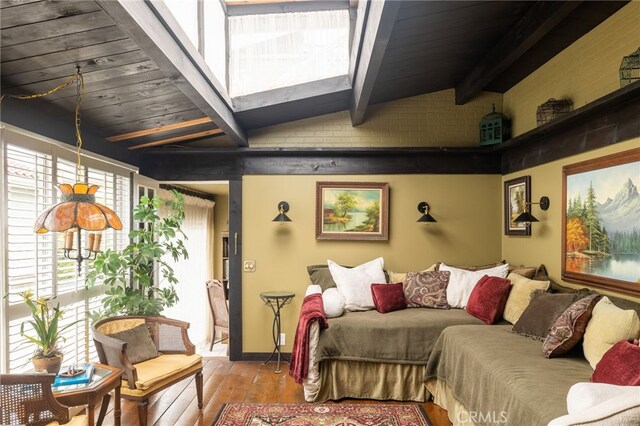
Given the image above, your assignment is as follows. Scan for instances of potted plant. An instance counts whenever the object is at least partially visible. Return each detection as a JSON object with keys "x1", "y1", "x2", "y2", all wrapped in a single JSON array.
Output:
[
  {"x1": 87, "y1": 190, "x2": 188, "y2": 318},
  {"x1": 18, "y1": 290, "x2": 78, "y2": 374}
]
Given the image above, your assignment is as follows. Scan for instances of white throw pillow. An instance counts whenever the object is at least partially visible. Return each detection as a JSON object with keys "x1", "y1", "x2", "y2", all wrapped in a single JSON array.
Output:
[
  {"x1": 583, "y1": 297, "x2": 640, "y2": 369},
  {"x1": 440, "y1": 263, "x2": 510, "y2": 308},
  {"x1": 322, "y1": 288, "x2": 345, "y2": 318},
  {"x1": 305, "y1": 284, "x2": 322, "y2": 296},
  {"x1": 327, "y1": 257, "x2": 386, "y2": 311}
]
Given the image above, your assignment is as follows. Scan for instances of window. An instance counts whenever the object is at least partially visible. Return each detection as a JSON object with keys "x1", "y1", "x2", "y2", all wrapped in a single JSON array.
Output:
[{"x1": 1, "y1": 127, "x2": 133, "y2": 372}]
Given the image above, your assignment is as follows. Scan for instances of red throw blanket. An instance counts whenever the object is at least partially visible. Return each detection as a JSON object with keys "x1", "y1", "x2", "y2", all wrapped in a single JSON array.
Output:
[{"x1": 289, "y1": 293, "x2": 328, "y2": 384}]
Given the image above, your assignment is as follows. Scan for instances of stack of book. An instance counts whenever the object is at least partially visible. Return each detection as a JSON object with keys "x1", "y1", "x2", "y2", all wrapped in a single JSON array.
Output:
[{"x1": 53, "y1": 363, "x2": 95, "y2": 387}]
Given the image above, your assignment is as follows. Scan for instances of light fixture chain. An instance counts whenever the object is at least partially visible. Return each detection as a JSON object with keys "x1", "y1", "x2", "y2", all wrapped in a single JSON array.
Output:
[{"x1": 74, "y1": 67, "x2": 85, "y2": 183}]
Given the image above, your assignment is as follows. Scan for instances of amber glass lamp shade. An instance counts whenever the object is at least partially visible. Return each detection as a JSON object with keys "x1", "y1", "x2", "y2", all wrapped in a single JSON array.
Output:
[{"x1": 33, "y1": 183, "x2": 123, "y2": 233}]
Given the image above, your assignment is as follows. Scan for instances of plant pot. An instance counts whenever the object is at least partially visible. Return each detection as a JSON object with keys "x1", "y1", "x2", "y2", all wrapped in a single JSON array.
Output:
[{"x1": 32, "y1": 356, "x2": 63, "y2": 374}]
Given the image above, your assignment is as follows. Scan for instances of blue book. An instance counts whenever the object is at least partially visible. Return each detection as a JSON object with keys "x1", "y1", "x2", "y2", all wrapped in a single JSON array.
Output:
[{"x1": 53, "y1": 364, "x2": 94, "y2": 387}]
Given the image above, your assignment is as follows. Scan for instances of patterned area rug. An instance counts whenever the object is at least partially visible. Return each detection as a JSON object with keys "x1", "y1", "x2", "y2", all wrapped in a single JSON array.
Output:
[{"x1": 213, "y1": 403, "x2": 432, "y2": 426}]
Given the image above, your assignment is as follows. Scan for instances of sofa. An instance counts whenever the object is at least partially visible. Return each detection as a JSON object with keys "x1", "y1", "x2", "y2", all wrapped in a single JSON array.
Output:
[{"x1": 296, "y1": 260, "x2": 640, "y2": 425}]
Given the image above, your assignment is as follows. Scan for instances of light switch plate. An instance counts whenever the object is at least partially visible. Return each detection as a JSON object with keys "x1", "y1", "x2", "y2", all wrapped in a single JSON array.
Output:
[{"x1": 243, "y1": 260, "x2": 256, "y2": 272}]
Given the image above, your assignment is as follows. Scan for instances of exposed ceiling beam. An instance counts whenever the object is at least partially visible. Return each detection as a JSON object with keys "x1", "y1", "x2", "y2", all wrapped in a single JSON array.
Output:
[
  {"x1": 107, "y1": 117, "x2": 213, "y2": 142},
  {"x1": 129, "y1": 128, "x2": 224, "y2": 150},
  {"x1": 455, "y1": 1, "x2": 582, "y2": 105},
  {"x1": 97, "y1": 0, "x2": 248, "y2": 146},
  {"x1": 226, "y1": 0, "x2": 349, "y2": 16},
  {"x1": 349, "y1": 0, "x2": 400, "y2": 125}
]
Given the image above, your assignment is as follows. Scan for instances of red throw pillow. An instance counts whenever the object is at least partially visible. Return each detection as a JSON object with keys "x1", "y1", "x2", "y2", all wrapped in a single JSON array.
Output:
[
  {"x1": 466, "y1": 275, "x2": 512, "y2": 324},
  {"x1": 591, "y1": 339, "x2": 640, "y2": 386},
  {"x1": 371, "y1": 283, "x2": 407, "y2": 314}
]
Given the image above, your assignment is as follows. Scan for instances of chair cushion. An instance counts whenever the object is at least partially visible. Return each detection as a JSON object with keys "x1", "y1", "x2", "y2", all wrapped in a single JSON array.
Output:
[
  {"x1": 46, "y1": 413, "x2": 88, "y2": 426},
  {"x1": 132, "y1": 354, "x2": 202, "y2": 391},
  {"x1": 108, "y1": 324, "x2": 159, "y2": 365},
  {"x1": 96, "y1": 318, "x2": 145, "y2": 335}
]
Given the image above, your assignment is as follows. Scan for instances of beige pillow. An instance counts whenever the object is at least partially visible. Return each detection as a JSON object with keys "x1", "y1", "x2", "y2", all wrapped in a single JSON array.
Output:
[
  {"x1": 583, "y1": 297, "x2": 640, "y2": 369},
  {"x1": 388, "y1": 264, "x2": 437, "y2": 284},
  {"x1": 503, "y1": 273, "x2": 550, "y2": 324}
]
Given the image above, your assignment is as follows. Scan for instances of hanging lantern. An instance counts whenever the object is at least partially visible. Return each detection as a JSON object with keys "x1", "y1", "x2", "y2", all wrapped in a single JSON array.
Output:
[
  {"x1": 620, "y1": 47, "x2": 640, "y2": 88},
  {"x1": 479, "y1": 104, "x2": 511, "y2": 146},
  {"x1": 536, "y1": 98, "x2": 573, "y2": 126}
]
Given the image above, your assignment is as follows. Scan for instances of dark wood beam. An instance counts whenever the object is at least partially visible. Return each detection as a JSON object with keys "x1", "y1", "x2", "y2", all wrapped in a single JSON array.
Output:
[
  {"x1": 97, "y1": 0, "x2": 248, "y2": 147},
  {"x1": 455, "y1": 1, "x2": 582, "y2": 105},
  {"x1": 350, "y1": 0, "x2": 400, "y2": 125},
  {"x1": 348, "y1": 0, "x2": 370, "y2": 82}
]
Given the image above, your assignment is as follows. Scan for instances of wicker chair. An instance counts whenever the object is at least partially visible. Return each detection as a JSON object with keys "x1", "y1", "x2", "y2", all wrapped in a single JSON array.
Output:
[
  {"x1": 0, "y1": 374, "x2": 87, "y2": 425},
  {"x1": 206, "y1": 279, "x2": 229, "y2": 350},
  {"x1": 92, "y1": 316, "x2": 203, "y2": 426}
]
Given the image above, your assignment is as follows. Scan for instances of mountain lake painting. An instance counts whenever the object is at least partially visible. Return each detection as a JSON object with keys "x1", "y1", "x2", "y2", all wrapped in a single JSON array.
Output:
[{"x1": 563, "y1": 149, "x2": 640, "y2": 293}]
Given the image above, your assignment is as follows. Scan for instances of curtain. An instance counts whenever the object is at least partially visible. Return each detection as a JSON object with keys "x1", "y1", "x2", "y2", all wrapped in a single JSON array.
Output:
[
  {"x1": 228, "y1": 9, "x2": 349, "y2": 96},
  {"x1": 159, "y1": 189, "x2": 215, "y2": 346}
]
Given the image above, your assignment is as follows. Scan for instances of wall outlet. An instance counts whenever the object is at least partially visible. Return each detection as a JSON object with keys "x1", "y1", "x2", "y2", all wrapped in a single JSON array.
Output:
[
  {"x1": 243, "y1": 260, "x2": 256, "y2": 272},
  {"x1": 279, "y1": 333, "x2": 286, "y2": 346}
]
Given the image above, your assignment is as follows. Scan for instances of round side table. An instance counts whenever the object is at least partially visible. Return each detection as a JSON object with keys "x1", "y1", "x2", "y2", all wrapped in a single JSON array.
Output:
[{"x1": 260, "y1": 291, "x2": 295, "y2": 373}]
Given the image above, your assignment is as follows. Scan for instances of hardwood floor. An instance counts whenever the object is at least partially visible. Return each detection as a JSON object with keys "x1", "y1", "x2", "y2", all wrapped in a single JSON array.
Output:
[{"x1": 99, "y1": 358, "x2": 452, "y2": 426}]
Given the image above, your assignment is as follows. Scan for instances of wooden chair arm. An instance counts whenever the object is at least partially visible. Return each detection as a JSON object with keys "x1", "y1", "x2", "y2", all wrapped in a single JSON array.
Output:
[
  {"x1": 145, "y1": 316, "x2": 196, "y2": 355},
  {"x1": 92, "y1": 329, "x2": 138, "y2": 388}
]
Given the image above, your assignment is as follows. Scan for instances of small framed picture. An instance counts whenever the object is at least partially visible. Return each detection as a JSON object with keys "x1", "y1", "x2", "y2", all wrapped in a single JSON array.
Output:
[
  {"x1": 504, "y1": 176, "x2": 531, "y2": 236},
  {"x1": 316, "y1": 182, "x2": 389, "y2": 241}
]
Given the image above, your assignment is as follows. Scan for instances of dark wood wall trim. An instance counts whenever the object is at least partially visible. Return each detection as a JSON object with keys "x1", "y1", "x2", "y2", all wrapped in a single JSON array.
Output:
[
  {"x1": 139, "y1": 147, "x2": 500, "y2": 179},
  {"x1": 499, "y1": 81, "x2": 640, "y2": 174},
  {"x1": 228, "y1": 179, "x2": 243, "y2": 361}
]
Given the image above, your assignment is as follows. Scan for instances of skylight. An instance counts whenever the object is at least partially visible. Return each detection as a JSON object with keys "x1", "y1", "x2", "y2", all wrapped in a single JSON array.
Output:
[{"x1": 228, "y1": 9, "x2": 350, "y2": 97}]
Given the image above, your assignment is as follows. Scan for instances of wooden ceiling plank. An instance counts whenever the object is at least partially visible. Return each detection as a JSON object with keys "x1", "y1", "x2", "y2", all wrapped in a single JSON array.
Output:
[
  {"x1": 1, "y1": 10, "x2": 114, "y2": 48},
  {"x1": 455, "y1": 1, "x2": 583, "y2": 105},
  {"x1": 0, "y1": 26, "x2": 128, "y2": 63},
  {"x1": 98, "y1": 0, "x2": 248, "y2": 147},
  {"x1": 2, "y1": 38, "x2": 138, "y2": 76},
  {"x1": 128, "y1": 128, "x2": 225, "y2": 150},
  {"x1": 1, "y1": 0, "x2": 100, "y2": 29},
  {"x1": 104, "y1": 109, "x2": 206, "y2": 136},
  {"x1": 1, "y1": 0, "x2": 40, "y2": 9},
  {"x1": 350, "y1": 0, "x2": 401, "y2": 125},
  {"x1": 107, "y1": 117, "x2": 213, "y2": 142}
]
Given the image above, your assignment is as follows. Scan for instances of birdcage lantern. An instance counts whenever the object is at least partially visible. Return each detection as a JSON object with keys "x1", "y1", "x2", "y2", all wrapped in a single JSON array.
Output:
[
  {"x1": 479, "y1": 104, "x2": 510, "y2": 146},
  {"x1": 620, "y1": 48, "x2": 640, "y2": 88},
  {"x1": 536, "y1": 98, "x2": 573, "y2": 126}
]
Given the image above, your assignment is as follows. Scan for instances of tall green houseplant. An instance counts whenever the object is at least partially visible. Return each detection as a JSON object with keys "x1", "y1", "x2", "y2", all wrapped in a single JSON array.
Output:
[{"x1": 88, "y1": 190, "x2": 188, "y2": 318}]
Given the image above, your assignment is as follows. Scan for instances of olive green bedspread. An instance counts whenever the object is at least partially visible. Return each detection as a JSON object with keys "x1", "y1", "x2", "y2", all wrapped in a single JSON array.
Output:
[
  {"x1": 317, "y1": 308, "x2": 484, "y2": 364},
  {"x1": 425, "y1": 325, "x2": 593, "y2": 426}
]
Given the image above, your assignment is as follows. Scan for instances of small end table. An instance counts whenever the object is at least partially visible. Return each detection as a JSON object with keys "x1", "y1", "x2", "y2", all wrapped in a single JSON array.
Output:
[{"x1": 260, "y1": 291, "x2": 295, "y2": 373}]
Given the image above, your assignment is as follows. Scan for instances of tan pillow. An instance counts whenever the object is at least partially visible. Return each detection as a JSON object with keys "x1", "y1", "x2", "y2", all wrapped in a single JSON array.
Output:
[
  {"x1": 388, "y1": 264, "x2": 437, "y2": 285},
  {"x1": 583, "y1": 297, "x2": 640, "y2": 369},
  {"x1": 503, "y1": 273, "x2": 550, "y2": 324}
]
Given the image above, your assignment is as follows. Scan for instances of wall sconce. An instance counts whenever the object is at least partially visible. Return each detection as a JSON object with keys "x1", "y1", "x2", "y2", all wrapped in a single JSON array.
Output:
[
  {"x1": 417, "y1": 202, "x2": 437, "y2": 223},
  {"x1": 513, "y1": 196, "x2": 550, "y2": 224},
  {"x1": 272, "y1": 201, "x2": 291, "y2": 222}
]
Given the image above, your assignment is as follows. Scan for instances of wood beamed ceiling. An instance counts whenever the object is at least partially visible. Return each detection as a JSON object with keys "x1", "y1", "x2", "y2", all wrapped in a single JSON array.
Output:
[{"x1": 0, "y1": 0, "x2": 629, "y2": 152}]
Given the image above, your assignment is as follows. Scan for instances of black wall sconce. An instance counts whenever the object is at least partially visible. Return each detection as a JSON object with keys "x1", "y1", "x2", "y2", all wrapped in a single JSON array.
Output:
[
  {"x1": 514, "y1": 196, "x2": 550, "y2": 224},
  {"x1": 272, "y1": 201, "x2": 292, "y2": 222},
  {"x1": 417, "y1": 202, "x2": 437, "y2": 223}
]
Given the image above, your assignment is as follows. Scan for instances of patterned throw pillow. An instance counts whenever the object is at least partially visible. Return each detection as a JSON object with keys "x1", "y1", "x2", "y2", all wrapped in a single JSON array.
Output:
[
  {"x1": 466, "y1": 275, "x2": 512, "y2": 324},
  {"x1": 543, "y1": 294, "x2": 601, "y2": 358},
  {"x1": 403, "y1": 271, "x2": 450, "y2": 309}
]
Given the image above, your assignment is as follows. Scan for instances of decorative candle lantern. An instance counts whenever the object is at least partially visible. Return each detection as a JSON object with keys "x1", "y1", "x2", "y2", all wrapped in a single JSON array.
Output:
[
  {"x1": 620, "y1": 48, "x2": 640, "y2": 88},
  {"x1": 536, "y1": 98, "x2": 573, "y2": 126},
  {"x1": 479, "y1": 104, "x2": 510, "y2": 146}
]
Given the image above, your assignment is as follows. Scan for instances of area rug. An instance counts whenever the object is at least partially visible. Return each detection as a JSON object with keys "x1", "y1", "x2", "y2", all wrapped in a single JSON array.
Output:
[{"x1": 213, "y1": 403, "x2": 432, "y2": 426}]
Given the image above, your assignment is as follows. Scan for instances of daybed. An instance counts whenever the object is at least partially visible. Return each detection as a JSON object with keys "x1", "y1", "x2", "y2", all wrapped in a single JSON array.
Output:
[{"x1": 295, "y1": 262, "x2": 640, "y2": 426}]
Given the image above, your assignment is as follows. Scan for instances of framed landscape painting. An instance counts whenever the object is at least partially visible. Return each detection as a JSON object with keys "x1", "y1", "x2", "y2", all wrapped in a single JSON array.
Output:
[
  {"x1": 316, "y1": 182, "x2": 389, "y2": 240},
  {"x1": 504, "y1": 176, "x2": 531, "y2": 236},
  {"x1": 562, "y1": 148, "x2": 640, "y2": 295}
]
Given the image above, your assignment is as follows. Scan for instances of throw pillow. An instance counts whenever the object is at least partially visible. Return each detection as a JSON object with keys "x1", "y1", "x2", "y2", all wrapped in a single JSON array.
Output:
[
  {"x1": 322, "y1": 287, "x2": 346, "y2": 318},
  {"x1": 543, "y1": 294, "x2": 602, "y2": 358},
  {"x1": 438, "y1": 261, "x2": 505, "y2": 272},
  {"x1": 387, "y1": 264, "x2": 438, "y2": 285},
  {"x1": 512, "y1": 291, "x2": 587, "y2": 341},
  {"x1": 583, "y1": 297, "x2": 640, "y2": 369},
  {"x1": 466, "y1": 275, "x2": 511, "y2": 324},
  {"x1": 307, "y1": 264, "x2": 339, "y2": 292},
  {"x1": 108, "y1": 324, "x2": 159, "y2": 365},
  {"x1": 502, "y1": 273, "x2": 550, "y2": 324},
  {"x1": 371, "y1": 283, "x2": 407, "y2": 314},
  {"x1": 508, "y1": 265, "x2": 537, "y2": 279},
  {"x1": 591, "y1": 339, "x2": 640, "y2": 386},
  {"x1": 403, "y1": 271, "x2": 451, "y2": 309},
  {"x1": 328, "y1": 257, "x2": 386, "y2": 311},
  {"x1": 440, "y1": 263, "x2": 509, "y2": 309}
]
